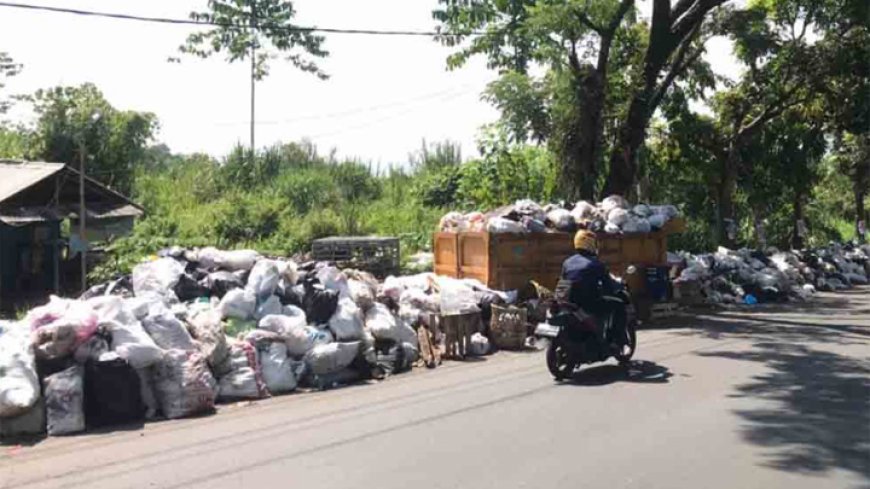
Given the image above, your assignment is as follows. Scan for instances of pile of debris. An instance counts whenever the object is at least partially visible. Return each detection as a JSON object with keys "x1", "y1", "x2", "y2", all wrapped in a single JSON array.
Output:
[
  {"x1": 440, "y1": 196, "x2": 681, "y2": 235},
  {"x1": 0, "y1": 247, "x2": 515, "y2": 438},
  {"x1": 673, "y1": 243, "x2": 870, "y2": 305}
]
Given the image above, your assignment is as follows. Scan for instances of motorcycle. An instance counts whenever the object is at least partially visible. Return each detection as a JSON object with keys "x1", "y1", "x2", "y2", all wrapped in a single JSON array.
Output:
[{"x1": 534, "y1": 277, "x2": 637, "y2": 381}]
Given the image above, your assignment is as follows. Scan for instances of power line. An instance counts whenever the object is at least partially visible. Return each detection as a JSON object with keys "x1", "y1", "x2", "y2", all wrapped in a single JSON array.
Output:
[
  {"x1": 0, "y1": 2, "x2": 483, "y2": 37},
  {"x1": 212, "y1": 84, "x2": 474, "y2": 127}
]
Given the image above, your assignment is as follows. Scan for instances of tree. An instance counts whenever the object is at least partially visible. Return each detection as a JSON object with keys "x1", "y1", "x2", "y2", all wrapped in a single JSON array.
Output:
[
  {"x1": 434, "y1": 0, "x2": 637, "y2": 200},
  {"x1": 604, "y1": 0, "x2": 727, "y2": 196},
  {"x1": 29, "y1": 83, "x2": 157, "y2": 195},
  {"x1": 177, "y1": 0, "x2": 328, "y2": 154},
  {"x1": 833, "y1": 133, "x2": 870, "y2": 241},
  {"x1": 0, "y1": 51, "x2": 21, "y2": 116}
]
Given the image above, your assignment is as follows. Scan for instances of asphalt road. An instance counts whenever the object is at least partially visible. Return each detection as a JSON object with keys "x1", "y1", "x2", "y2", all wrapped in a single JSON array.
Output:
[{"x1": 2, "y1": 288, "x2": 869, "y2": 489}]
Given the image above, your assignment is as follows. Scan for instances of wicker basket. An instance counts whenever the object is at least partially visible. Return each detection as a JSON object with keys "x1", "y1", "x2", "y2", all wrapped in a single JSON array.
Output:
[{"x1": 490, "y1": 304, "x2": 528, "y2": 350}]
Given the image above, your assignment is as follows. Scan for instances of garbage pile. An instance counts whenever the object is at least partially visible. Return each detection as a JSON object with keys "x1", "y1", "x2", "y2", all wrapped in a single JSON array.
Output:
[
  {"x1": 439, "y1": 196, "x2": 681, "y2": 235},
  {"x1": 0, "y1": 247, "x2": 515, "y2": 438},
  {"x1": 674, "y1": 243, "x2": 870, "y2": 305}
]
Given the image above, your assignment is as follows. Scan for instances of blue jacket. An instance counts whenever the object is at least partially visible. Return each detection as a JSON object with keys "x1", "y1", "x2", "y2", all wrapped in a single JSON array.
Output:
[{"x1": 560, "y1": 252, "x2": 617, "y2": 309}]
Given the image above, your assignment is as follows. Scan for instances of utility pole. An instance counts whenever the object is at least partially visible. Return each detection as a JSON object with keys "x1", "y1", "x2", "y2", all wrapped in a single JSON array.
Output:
[
  {"x1": 78, "y1": 140, "x2": 87, "y2": 294},
  {"x1": 250, "y1": 1, "x2": 257, "y2": 158}
]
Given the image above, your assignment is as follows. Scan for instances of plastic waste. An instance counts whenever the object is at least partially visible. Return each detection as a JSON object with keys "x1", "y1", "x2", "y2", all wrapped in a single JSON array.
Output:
[
  {"x1": 258, "y1": 342, "x2": 297, "y2": 394},
  {"x1": 153, "y1": 349, "x2": 217, "y2": 419},
  {"x1": 217, "y1": 341, "x2": 268, "y2": 401},
  {"x1": 84, "y1": 358, "x2": 144, "y2": 427},
  {"x1": 246, "y1": 260, "x2": 281, "y2": 302},
  {"x1": 44, "y1": 365, "x2": 85, "y2": 436},
  {"x1": 487, "y1": 217, "x2": 525, "y2": 234},
  {"x1": 0, "y1": 321, "x2": 40, "y2": 418},
  {"x1": 218, "y1": 289, "x2": 257, "y2": 320},
  {"x1": 305, "y1": 342, "x2": 360, "y2": 376},
  {"x1": 328, "y1": 298, "x2": 365, "y2": 342},
  {"x1": 132, "y1": 257, "x2": 185, "y2": 300}
]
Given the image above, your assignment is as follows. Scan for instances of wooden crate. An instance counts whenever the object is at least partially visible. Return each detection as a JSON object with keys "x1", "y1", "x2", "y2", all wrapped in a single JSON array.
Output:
[
  {"x1": 312, "y1": 236, "x2": 400, "y2": 277},
  {"x1": 433, "y1": 218, "x2": 685, "y2": 292},
  {"x1": 490, "y1": 304, "x2": 528, "y2": 350},
  {"x1": 441, "y1": 312, "x2": 481, "y2": 360}
]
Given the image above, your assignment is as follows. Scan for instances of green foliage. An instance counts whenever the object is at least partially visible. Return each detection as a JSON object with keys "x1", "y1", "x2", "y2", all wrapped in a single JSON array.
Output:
[
  {"x1": 0, "y1": 51, "x2": 21, "y2": 116},
  {"x1": 25, "y1": 83, "x2": 157, "y2": 195},
  {"x1": 178, "y1": 0, "x2": 328, "y2": 80}
]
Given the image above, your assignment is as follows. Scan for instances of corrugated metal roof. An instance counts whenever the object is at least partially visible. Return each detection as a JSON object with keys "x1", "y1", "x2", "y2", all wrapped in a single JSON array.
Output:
[{"x1": 0, "y1": 161, "x2": 65, "y2": 204}]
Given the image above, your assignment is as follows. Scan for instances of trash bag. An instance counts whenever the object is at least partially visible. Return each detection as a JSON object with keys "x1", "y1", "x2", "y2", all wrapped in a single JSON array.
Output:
[
  {"x1": 218, "y1": 289, "x2": 257, "y2": 320},
  {"x1": 255, "y1": 295, "x2": 283, "y2": 320},
  {"x1": 258, "y1": 343, "x2": 297, "y2": 395},
  {"x1": 305, "y1": 342, "x2": 360, "y2": 376},
  {"x1": 347, "y1": 279, "x2": 376, "y2": 311},
  {"x1": 468, "y1": 333, "x2": 491, "y2": 356},
  {"x1": 246, "y1": 260, "x2": 281, "y2": 302},
  {"x1": 570, "y1": 201, "x2": 597, "y2": 222},
  {"x1": 0, "y1": 322, "x2": 40, "y2": 418},
  {"x1": 438, "y1": 277, "x2": 480, "y2": 315},
  {"x1": 365, "y1": 303, "x2": 418, "y2": 346},
  {"x1": 84, "y1": 358, "x2": 144, "y2": 428},
  {"x1": 135, "y1": 367, "x2": 159, "y2": 420},
  {"x1": 600, "y1": 195, "x2": 629, "y2": 213},
  {"x1": 217, "y1": 341, "x2": 269, "y2": 401},
  {"x1": 132, "y1": 257, "x2": 186, "y2": 300},
  {"x1": 202, "y1": 271, "x2": 244, "y2": 299},
  {"x1": 277, "y1": 282, "x2": 305, "y2": 307},
  {"x1": 303, "y1": 283, "x2": 339, "y2": 325},
  {"x1": 187, "y1": 309, "x2": 230, "y2": 373},
  {"x1": 0, "y1": 397, "x2": 45, "y2": 437},
  {"x1": 197, "y1": 248, "x2": 260, "y2": 272},
  {"x1": 488, "y1": 217, "x2": 525, "y2": 234},
  {"x1": 174, "y1": 274, "x2": 209, "y2": 302},
  {"x1": 258, "y1": 308, "x2": 307, "y2": 336},
  {"x1": 44, "y1": 365, "x2": 85, "y2": 436},
  {"x1": 32, "y1": 323, "x2": 79, "y2": 360},
  {"x1": 546, "y1": 208, "x2": 574, "y2": 231},
  {"x1": 328, "y1": 298, "x2": 365, "y2": 342},
  {"x1": 72, "y1": 333, "x2": 111, "y2": 364},
  {"x1": 152, "y1": 349, "x2": 217, "y2": 419},
  {"x1": 522, "y1": 217, "x2": 547, "y2": 233},
  {"x1": 607, "y1": 208, "x2": 630, "y2": 227},
  {"x1": 141, "y1": 304, "x2": 197, "y2": 351},
  {"x1": 375, "y1": 340, "x2": 417, "y2": 376}
]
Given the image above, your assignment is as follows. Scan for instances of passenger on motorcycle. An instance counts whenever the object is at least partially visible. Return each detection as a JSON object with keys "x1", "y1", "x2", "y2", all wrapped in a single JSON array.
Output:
[{"x1": 556, "y1": 230, "x2": 625, "y2": 349}]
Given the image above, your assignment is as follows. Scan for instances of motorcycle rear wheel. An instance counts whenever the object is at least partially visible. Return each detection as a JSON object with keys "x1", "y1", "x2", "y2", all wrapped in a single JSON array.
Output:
[
  {"x1": 614, "y1": 318, "x2": 637, "y2": 364},
  {"x1": 546, "y1": 339, "x2": 575, "y2": 381}
]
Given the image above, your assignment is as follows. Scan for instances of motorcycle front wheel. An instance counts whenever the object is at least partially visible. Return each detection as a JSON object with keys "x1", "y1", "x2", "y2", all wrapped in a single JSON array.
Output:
[
  {"x1": 614, "y1": 318, "x2": 637, "y2": 365},
  {"x1": 546, "y1": 338, "x2": 575, "y2": 381}
]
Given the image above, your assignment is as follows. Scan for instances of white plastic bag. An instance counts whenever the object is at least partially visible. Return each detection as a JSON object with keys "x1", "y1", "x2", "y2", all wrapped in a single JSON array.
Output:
[
  {"x1": 44, "y1": 365, "x2": 85, "y2": 435},
  {"x1": 217, "y1": 249, "x2": 261, "y2": 271},
  {"x1": 255, "y1": 295, "x2": 283, "y2": 320},
  {"x1": 546, "y1": 208, "x2": 574, "y2": 229},
  {"x1": 438, "y1": 277, "x2": 480, "y2": 315},
  {"x1": 570, "y1": 201, "x2": 597, "y2": 222},
  {"x1": 328, "y1": 298, "x2": 365, "y2": 341},
  {"x1": 607, "y1": 208, "x2": 630, "y2": 227},
  {"x1": 247, "y1": 259, "x2": 281, "y2": 301},
  {"x1": 141, "y1": 303, "x2": 197, "y2": 351},
  {"x1": 153, "y1": 349, "x2": 218, "y2": 419},
  {"x1": 187, "y1": 309, "x2": 229, "y2": 371},
  {"x1": 317, "y1": 266, "x2": 351, "y2": 298},
  {"x1": 0, "y1": 321, "x2": 40, "y2": 418},
  {"x1": 218, "y1": 289, "x2": 257, "y2": 320},
  {"x1": 600, "y1": 195, "x2": 629, "y2": 213},
  {"x1": 365, "y1": 303, "x2": 418, "y2": 347},
  {"x1": 305, "y1": 342, "x2": 360, "y2": 376},
  {"x1": 487, "y1": 217, "x2": 525, "y2": 234},
  {"x1": 259, "y1": 343, "x2": 297, "y2": 394},
  {"x1": 347, "y1": 279, "x2": 376, "y2": 311},
  {"x1": 217, "y1": 341, "x2": 268, "y2": 401},
  {"x1": 469, "y1": 333, "x2": 491, "y2": 356},
  {"x1": 132, "y1": 257, "x2": 185, "y2": 299}
]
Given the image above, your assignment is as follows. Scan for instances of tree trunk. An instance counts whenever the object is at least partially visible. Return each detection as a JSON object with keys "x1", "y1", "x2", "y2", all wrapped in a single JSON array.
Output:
[
  {"x1": 716, "y1": 150, "x2": 740, "y2": 249},
  {"x1": 559, "y1": 70, "x2": 605, "y2": 202},
  {"x1": 855, "y1": 161, "x2": 868, "y2": 242},
  {"x1": 604, "y1": 88, "x2": 652, "y2": 197},
  {"x1": 791, "y1": 194, "x2": 805, "y2": 249}
]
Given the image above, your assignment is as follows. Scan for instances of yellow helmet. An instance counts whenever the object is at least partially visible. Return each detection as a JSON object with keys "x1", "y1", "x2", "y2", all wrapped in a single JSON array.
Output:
[{"x1": 573, "y1": 229, "x2": 597, "y2": 253}]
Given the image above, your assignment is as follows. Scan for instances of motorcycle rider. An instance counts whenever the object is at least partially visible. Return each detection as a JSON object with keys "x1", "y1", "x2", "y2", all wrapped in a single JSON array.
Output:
[{"x1": 557, "y1": 229, "x2": 624, "y2": 349}]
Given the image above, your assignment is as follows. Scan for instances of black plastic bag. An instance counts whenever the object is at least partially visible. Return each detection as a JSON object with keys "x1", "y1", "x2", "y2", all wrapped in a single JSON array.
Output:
[
  {"x1": 202, "y1": 271, "x2": 244, "y2": 299},
  {"x1": 375, "y1": 339, "x2": 412, "y2": 376},
  {"x1": 174, "y1": 273, "x2": 210, "y2": 302},
  {"x1": 84, "y1": 358, "x2": 145, "y2": 428},
  {"x1": 303, "y1": 279, "x2": 339, "y2": 325},
  {"x1": 277, "y1": 282, "x2": 305, "y2": 307}
]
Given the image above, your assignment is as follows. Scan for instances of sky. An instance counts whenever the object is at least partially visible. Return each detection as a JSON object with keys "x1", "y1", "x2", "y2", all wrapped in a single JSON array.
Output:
[{"x1": 0, "y1": 0, "x2": 741, "y2": 166}]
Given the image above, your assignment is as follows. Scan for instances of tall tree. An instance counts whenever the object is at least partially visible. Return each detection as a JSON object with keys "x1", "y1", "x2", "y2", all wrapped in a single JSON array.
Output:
[
  {"x1": 434, "y1": 0, "x2": 637, "y2": 200},
  {"x1": 0, "y1": 51, "x2": 21, "y2": 116},
  {"x1": 28, "y1": 83, "x2": 157, "y2": 195},
  {"x1": 604, "y1": 0, "x2": 727, "y2": 196},
  {"x1": 833, "y1": 134, "x2": 870, "y2": 241},
  {"x1": 177, "y1": 0, "x2": 328, "y2": 154}
]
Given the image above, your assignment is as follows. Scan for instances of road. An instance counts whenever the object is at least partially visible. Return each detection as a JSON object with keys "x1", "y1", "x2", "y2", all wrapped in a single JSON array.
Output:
[{"x1": 2, "y1": 288, "x2": 869, "y2": 489}]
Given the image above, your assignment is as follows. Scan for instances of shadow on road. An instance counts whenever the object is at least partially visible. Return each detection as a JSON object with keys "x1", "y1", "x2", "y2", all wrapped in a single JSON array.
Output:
[
  {"x1": 565, "y1": 360, "x2": 673, "y2": 386},
  {"x1": 656, "y1": 289, "x2": 870, "y2": 483},
  {"x1": 699, "y1": 342, "x2": 870, "y2": 481}
]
